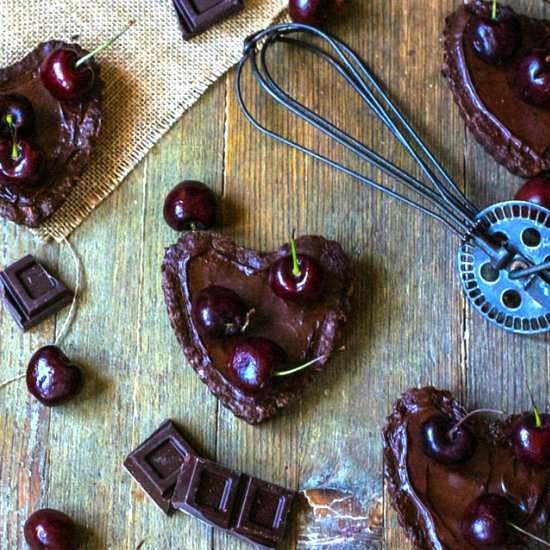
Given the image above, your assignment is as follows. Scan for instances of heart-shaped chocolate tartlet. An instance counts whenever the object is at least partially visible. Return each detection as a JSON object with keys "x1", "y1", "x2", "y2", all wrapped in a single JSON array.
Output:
[
  {"x1": 383, "y1": 387, "x2": 550, "y2": 549},
  {"x1": 443, "y1": 1, "x2": 550, "y2": 177},
  {"x1": 162, "y1": 231, "x2": 353, "y2": 424},
  {"x1": 0, "y1": 41, "x2": 103, "y2": 227}
]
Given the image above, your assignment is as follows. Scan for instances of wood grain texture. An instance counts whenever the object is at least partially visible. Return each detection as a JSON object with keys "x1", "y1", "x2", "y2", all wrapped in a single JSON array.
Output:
[{"x1": 1, "y1": 1, "x2": 549, "y2": 549}]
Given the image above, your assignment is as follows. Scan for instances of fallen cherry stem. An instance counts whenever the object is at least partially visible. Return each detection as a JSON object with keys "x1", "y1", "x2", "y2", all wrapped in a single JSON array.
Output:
[
  {"x1": 492, "y1": 0, "x2": 497, "y2": 20},
  {"x1": 0, "y1": 372, "x2": 25, "y2": 390},
  {"x1": 75, "y1": 20, "x2": 136, "y2": 68},
  {"x1": 274, "y1": 346, "x2": 345, "y2": 377},
  {"x1": 508, "y1": 521, "x2": 550, "y2": 547}
]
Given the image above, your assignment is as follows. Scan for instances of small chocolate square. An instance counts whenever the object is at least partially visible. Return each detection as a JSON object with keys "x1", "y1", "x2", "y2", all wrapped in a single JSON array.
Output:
[
  {"x1": 0, "y1": 255, "x2": 72, "y2": 331},
  {"x1": 175, "y1": 455, "x2": 241, "y2": 529},
  {"x1": 124, "y1": 420, "x2": 197, "y2": 515},
  {"x1": 234, "y1": 477, "x2": 295, "y2": 546},
  {"x1": 173, "y1": 0, "x2": 244, "y2": 39}
]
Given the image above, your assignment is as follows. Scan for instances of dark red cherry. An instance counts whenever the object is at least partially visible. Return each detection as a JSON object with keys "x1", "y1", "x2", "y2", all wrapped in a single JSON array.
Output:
[
  {"x1": 269, "y1": 235, "x2": 323, "y2": 302},
  {"x1": 163, "y1": 181, "x2": 217, "y2": 231},
  {"x1": 192, "y1": 286, "x2": 251, "y2": 338},
  {"x1": 26, "y1": 346, "x2": 83, "y2": 407},
  {"x1": 421, "y1": 413, "x2": 477, "y2": 465},
  {"x1": 40, "y1": 48, "x2": 95, "y2": 101},
  {"x1": 227, "y1": 337, "x2": 287, "y2": 393},
  {"x1": 461, "y1": 494, "x2": 515, "y2": 548},
  {"x1": 0, "y1": 138, "x2": 44, "y2": 188},
  {"x1": 289, "y1": 0, "x2": 344, "y2": 26},
  {"x1": 512, "y1": 412, "x2": 550, "y2": 467},
  {"x1": 514, "y1": 175, "x2": 550, "y2": 210},
  {"x1": 467, "y1": 6, "x2": 521, "y2": 65},
  {"x1": 513, "y1": 49, "x2": 550, "y2": 108},
  {"x1": 24, "y1": 508, "x2": 77, "y2": 550},
  {"x1": 0, "y1": 93, "x2": 35, "y2": 136}
]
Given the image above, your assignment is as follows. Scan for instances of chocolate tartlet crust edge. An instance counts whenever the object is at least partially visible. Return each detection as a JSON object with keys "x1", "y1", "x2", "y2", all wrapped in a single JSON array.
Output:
[
  {"x1": 383, "y1": 387, "x2": 466, "y2": 550},
  {"x1": 0, "y1": 40, "x2": 103, "y2": 227},
  {"x1": 161, "y1": 231, "x2": 353, "y2": 425},
  {"x1": 442, "y1": 1, "x2": 550, "y2": 178}
]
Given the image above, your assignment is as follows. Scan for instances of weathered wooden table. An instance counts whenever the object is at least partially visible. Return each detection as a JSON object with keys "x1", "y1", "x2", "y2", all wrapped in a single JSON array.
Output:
[{"x1": 1, "y1": 1, "x2": 549, "y2": 548}]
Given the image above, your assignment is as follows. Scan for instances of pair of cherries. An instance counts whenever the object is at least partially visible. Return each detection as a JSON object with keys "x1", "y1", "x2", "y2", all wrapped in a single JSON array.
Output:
[
  {"x1": 0, "y1": 94, "x2": 44, "y2": 188},
  {"x1": 467, "y1": 1, "x2": 550, "y2": 108}
]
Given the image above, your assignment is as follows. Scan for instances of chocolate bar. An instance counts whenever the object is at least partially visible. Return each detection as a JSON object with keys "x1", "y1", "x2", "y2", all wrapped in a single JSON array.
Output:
[
  {"x1": 172, "y1": 455, "x2": 296, "y2": 548},
  {"x1": 0, "y1": 255, "x2": 72, "y2": 331},
  {"x1": 123, "y1": 420, "x2": 197, "y2": 515},
  {"x1": 172, "y1": 0, "x2": 244, "y2": 40}
]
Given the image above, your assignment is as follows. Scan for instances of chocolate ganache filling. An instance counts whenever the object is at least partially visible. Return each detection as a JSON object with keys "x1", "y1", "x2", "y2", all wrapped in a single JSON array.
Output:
[
  {"x1": 0, "y1": 41, "x2": 103, "y2": 227},
  {"x1": 384, "y1": 387, "x2": 550, "y2": 549},
  {"x1": 162, "y1": 231, "x2": 353, "y2": 425},
  {"x1": 443, "y1": 1, "x2": 550, "y2": 177}
]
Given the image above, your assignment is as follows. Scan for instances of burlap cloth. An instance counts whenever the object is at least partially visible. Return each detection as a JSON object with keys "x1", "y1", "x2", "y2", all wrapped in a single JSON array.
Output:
[{"x1": 0, "y1": 0, "x2": 287, "y2": 241}]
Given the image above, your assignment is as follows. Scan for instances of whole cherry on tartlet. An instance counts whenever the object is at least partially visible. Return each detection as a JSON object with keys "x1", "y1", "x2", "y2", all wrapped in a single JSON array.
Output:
[
  {"x1": 466, "y1": 1, "x2": 521, "y2": 65},
  {"x1": 227, "y1": 336, "x2": 342, "y2": 393},
  {"x1": 421, "y1": 414, "x2": 477, "y2": 465},
  {"x1": 513, "y1": 49, "x2": 550, "y2": 108},
  {"x1": 163, "y1": 180, "x2": 217, "y2": 231},
  {"x1": 192, "y1": 286, "x2": 254, "y2": 338},
  {"x1": 421, "y1": 408, "x2": 502, "y2": 465},
  {"x1": 40, "y1": 21, "x2": 134, "y2": 101},
  {"x1": 461, "y1": 494, "x2": 516, "y2": 548},
  {"x1": 512, "y1": 391, "x2": 550, "y2": 467},
  {"x1": 24, "y1": 508, "x2": 78, "y2": 550},
  {"x1": 514, "y1": 175, "x2": 550, "y2": 210},
  {"x1": 461, "y1": 494, "x2": 550, "y2": 548},
  {"x1": 289, "y1": 0, "x2": 344, "y2": 26},
  {"x1": 0, "y1": 93, "x2": 35, "y2": 137},
  {"x1": 269, "y1": 232, "x2": 324, "y2": 302},
  {"x1": 26, "y1": 346, "x2": 83, "y2": 406},
  {"x1": 0, "y1": 138, "x2": 44, "y2": 188}
]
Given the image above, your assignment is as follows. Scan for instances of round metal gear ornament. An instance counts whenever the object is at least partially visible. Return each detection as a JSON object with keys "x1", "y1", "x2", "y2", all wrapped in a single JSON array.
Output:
[
  {"x1": 235, "y1": 23, "x2": 550, "y2": 335},
  {"x1": 459, "y1": 201, "x2": 550, "y2": 334}
]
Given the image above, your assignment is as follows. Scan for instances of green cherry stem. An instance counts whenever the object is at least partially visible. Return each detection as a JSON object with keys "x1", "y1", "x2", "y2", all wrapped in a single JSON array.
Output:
[
  {"x1": 526, "y1": 381, "x2": 543, "y2": 428},
  {"x1": 491, "y1": 0, "x2": 497, "y2": 20},
  {"x1": 274, "y1": 346, "x2": 345, "y2": 378},
  {"x1": 507, "y1": 522, "x2": 550, "y2": 547},
  {"x1": 6, "y1": 114, "x2": 19, "y2": 161},
  {"x1": 290, "y1": 229, "x2": 301, "y2": 278},
  {"x1": 75, "y1": 20, "x2": 135, "y2": 69}
]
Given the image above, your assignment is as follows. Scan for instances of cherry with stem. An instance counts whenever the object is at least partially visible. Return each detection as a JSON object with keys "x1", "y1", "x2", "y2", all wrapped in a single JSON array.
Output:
[
  {"x1": 40, "y1": 20, "x2": 135, "y2": 101},
  {"x1": 422, "y1": 408, "x2": 503, "y2": 465},
  {"x1": 462, "y1": 494, "x2": 550, "y2": 548},
  {"x1": 512, "y1": 381, "x2": 550, "y2": 467},
  {"x1": 269, "y1": 230, "x2": 324, "y2": 301}
]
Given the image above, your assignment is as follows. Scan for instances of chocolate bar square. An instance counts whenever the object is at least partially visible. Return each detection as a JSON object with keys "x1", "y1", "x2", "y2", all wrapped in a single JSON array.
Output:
[
  {"x1": 234, "y1": 477, "x2": 295, "y2": 546},
  {"x1": 0, "y1": 255, "x2": 72, "y2": 331},
  {"x1": 123, "y1": 420, "x2": 197, "y2": 515},
  {"x1": 173, "y1": 455, "x2": 241, "y2": 528},
  {"x1": 173, "y1": 0, "x2": 244, "y2": 39}
]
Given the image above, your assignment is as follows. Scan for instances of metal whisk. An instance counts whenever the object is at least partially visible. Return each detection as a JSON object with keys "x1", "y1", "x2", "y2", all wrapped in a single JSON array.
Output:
[{"x1": 235, "y1": 23, "x2": 550, "y2": 335}]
